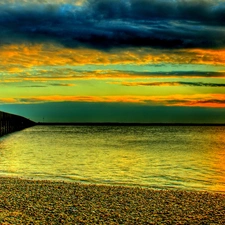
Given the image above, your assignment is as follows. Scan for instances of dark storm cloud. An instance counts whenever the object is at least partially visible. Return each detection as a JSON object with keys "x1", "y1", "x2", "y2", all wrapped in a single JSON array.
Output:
[
  {"x1": 0, "y1": 0, "x2": 225, "y2": 49},
  {"x1": 115, "y1": 71, "x2": 225, "y2": 78},
  {"x1": 49, "y1": 83, "x2": 75, "y2": 86},
  {"x1": 122, "y1": 81, "x2": 225, "y2": 87},
  {"x1": 20, "y1": 85, "x2": 46, "y2": 88},
  {"x1": 196, "y1": 99, "x2": 225, "y2": 104},
  {"x1": 19, "y1": 83, "x2": 74, "y2": 87}
]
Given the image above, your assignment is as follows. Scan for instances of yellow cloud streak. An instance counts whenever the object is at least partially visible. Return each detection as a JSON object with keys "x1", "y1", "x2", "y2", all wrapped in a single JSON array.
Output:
[
  {"x1": 1, "y1": 44, "x2": 225, "y2": 73},
  {"x1": 1, "y1": 70, "x2": 157, "y2": 83},
  {"x1": 1, "y1": 94, "x2": 225, "y2": 108}
]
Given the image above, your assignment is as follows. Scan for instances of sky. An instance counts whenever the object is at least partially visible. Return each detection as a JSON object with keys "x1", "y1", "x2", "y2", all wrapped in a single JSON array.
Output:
[{"x1": 0, "y1": 0, "x2": 225, "y2": 123}]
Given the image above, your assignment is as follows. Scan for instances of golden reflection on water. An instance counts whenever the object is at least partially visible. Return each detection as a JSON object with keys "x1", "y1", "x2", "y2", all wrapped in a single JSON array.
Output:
[
  {"x1": 210, "y1": 143, "x2": 225, "y2": 192},
  {"x1": 202, "y1": 127, "x2": 225, "y2": 192},
  {"x1": 215, "y1": 153, "x2": 225, "y2": 192},
  {"x1": 0, "y1": 126, "x2": 225, "y2": 192}
]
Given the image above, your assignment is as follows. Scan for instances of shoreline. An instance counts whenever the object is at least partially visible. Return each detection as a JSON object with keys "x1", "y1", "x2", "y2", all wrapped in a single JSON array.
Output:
[
  {"x1": 1, "y1": 177, "x2": 225, "y2": 224},
  {"x1": 1, "y1": 174, "x2": 224, "y2": 194}
]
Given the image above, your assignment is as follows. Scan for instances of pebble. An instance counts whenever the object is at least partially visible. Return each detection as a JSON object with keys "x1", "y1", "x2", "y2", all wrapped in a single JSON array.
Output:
[{"x1": 0, "y1": 177, "x2": 225, "y2": 224}]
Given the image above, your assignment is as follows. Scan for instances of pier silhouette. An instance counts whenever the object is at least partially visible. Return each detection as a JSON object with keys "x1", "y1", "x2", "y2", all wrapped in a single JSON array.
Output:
[{"x1": 0, "y1": 111, "x2": 36, "y2": 137}]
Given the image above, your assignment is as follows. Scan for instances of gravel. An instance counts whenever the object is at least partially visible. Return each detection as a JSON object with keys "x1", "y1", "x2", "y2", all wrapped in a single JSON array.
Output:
[{"x1": 0, "y1": 177, "x2": 225, "y2": 224}]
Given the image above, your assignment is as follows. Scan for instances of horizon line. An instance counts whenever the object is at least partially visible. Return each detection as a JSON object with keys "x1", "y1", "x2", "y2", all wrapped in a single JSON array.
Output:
[{"x1": 37, "y1": 122, "x2": 225, "y2": 126}]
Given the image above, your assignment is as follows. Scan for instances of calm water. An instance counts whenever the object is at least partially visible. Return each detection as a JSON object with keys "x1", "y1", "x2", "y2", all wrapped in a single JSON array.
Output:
[{"x1": 0, "y1": 125, "x2": 225, "y2": 192}]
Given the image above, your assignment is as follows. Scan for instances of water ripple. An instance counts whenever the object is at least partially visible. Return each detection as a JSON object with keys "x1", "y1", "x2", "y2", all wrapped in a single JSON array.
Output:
[{"x1": 0, "y1": 125, "x2": 225, "y2": 192}]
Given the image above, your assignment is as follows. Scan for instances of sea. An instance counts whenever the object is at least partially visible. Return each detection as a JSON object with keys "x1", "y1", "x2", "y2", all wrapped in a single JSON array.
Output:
[{"x1": 0, "y1": 125, "x2": 224, "y2": 193}]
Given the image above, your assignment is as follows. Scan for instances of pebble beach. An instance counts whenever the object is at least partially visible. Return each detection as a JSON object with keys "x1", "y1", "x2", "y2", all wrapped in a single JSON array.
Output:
[{"x1": 0, "y1": 177, "x2": 225, "y2": 224}]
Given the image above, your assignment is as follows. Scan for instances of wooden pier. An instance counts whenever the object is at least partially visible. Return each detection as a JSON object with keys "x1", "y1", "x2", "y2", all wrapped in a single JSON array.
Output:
[{"x1": 0, "y1": 111, "x2": 36, "y2": 137}]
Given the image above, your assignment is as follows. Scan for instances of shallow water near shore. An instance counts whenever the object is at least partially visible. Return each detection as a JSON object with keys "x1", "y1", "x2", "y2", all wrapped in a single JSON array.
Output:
[{"x1": 0, "y1": 125, "x2": 225, "y2": 192}]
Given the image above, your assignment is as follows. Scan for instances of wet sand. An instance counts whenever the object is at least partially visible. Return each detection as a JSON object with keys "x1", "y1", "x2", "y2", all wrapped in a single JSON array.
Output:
[{"x1": 0, "y1": 177, "x2": 225, "y2": 224}]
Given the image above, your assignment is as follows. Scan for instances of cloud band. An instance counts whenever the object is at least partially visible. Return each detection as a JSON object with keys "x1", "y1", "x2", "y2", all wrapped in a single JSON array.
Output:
[{"x1": 0, "y1": 0, "x2": 225, "y2": 49}]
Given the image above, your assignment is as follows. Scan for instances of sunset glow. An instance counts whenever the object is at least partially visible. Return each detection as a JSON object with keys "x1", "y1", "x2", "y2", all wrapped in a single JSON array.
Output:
[{"x1": 0, "y1": 0, "x2": 225, "y2": 122}]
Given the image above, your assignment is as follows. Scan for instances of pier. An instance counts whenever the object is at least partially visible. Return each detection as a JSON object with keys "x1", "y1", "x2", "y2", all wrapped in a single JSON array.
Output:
[{"x1": 0, "y1": 111, "x2": 36, "y2": 137}]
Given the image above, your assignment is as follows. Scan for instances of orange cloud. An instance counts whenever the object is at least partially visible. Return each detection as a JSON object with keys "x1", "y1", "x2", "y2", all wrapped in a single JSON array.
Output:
[
  {"x1": 1, "y1": 94, "x2": 225, "y2": 108},
  {"x1": 0, "y1": 98, "x2": 17, "y2": 103},
  {"x1": 1, "y1": 44, "x2": 225, "y2": 73},
  {"x1": 2, "y1": 69, "x2": 225, "y2": 85},
  {"x1": 187, "y1": 49, "x2": 225, "y2": 66}
]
